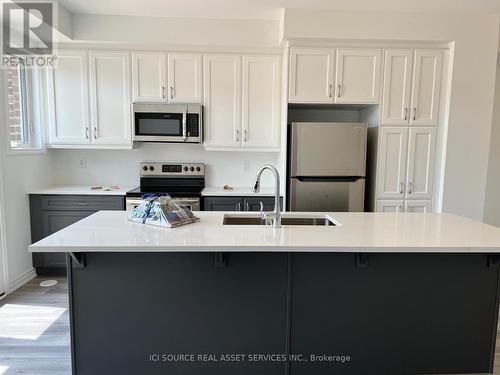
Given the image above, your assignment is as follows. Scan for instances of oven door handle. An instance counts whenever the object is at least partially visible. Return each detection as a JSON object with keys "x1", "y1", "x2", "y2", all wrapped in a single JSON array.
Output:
[{"x1": 182, "y1": 108, "x2": 187, "y2": 142}]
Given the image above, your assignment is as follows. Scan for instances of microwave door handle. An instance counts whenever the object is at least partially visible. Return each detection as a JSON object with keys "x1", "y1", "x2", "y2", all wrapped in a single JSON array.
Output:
[{"x1": 182, "y1": 109, "x2": 187, "y2": 142}]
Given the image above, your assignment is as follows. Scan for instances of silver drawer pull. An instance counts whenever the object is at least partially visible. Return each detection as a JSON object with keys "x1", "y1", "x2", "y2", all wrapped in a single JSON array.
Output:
[{"x1": 76, "y1": 202, "x2": 89, "y2": 206}]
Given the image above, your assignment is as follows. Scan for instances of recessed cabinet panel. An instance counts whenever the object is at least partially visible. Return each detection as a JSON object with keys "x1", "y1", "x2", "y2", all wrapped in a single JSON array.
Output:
[
  {"x1": 336, "y1": 48, "x2": 382, "y2": 104},
  {"x1": 48, "y1": 51, "x2": 90, "y2": 144},
  {"x1": 167, "y1": 53, "x2": 202, "y2": 103},
  {"x1": 410, "y1": 50, "x2": 442, "y2": 125},
  {"x1": 289, "y1": 48, "x2": 335, "y2": 103},
  {"x1": 406, "y1": 127, "x2": 437, "y2": 199},
  {"x1": 381, "y1": 49, "x2": 414, "y2": 125},
  {"x1": 376, "y1": 200, "x2": 405, "y2": 212},
  {"x1": 203, "y1": 55, "x2": 242, "y2": 148},
  {"x1": 89, "y1": 52, "x2": 131, "y2": 146},
  {"x1": 377, "y1": 127, "x2": 409, "y2": 199},
  {"x1": 132, "y1": 52, "x2": 166, "y2": 102},
  {"x1": 242, "y1": 56, "x2": 281, "y2": 148},
  {"x1": 405, "y1": 200, "x2": 433, "y2": 213}
]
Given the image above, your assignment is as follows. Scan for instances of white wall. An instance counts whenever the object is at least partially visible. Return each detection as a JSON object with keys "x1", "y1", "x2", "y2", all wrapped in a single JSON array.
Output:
[
  {"x1": 484, "y1": 56, "x2": 500, "y2": 226},
  {"x1": 0, "y1": 152, "x2": 53, "y2": 291},
  {"x1": 49, "y1": 144, "x2": 279, "y2": 188},
  {"x1": 282, "y1": 9, "x2": 500, "y2": 221}
]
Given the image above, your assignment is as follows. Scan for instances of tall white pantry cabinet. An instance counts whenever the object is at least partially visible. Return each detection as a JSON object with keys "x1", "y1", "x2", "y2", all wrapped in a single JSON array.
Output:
[{"x1": 375, "y1": 48, "x2": 443, "y2": 212}]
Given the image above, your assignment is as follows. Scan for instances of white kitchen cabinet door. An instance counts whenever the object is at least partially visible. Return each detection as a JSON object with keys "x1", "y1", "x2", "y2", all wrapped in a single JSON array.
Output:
[
  {"x1": 132, "y1": 52, "x2": 166, "y2": 102},
  {"x1": 167, "y1": 53, "x2": 202, "y2": 103},
  {"x1": 410, "y1": 50, "x2": 442, "y2": 125},
  {"x1": 376, "y1": 200, "x2": 405, "y2": 212},
  {"x1": 336, "y1": 48, "x2": 382, "y2": 104},
  {"x1": 376, "y1": 127, "x2": 409, "y2": 199},
  {"x1": 203, "y1": 54, "x2": 242, "y2": 148},
  {"x1": 47, "y1": 50, "x2": 90, "y2": 144},
  {"x1": 405, "y1": 127, "x2": 437, "y2": 200},
  {"x1": 405, "y1": 200, "x2": 433, "y2": 213},
  {"x1": 242, "y1": 55, "x2": 281, "y2": 148},
  {"x1": 381, "y1": 49, "x2": 414, "y2": 125},
  {"x1": 289, "y1": 48, "x2": 335, "y2": 103},
  {"x1": 89, "y1": 51, "x2": 132, "y2": 146}
]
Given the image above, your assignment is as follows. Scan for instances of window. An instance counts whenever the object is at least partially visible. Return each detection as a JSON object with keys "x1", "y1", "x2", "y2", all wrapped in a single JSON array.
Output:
[
  {"x1": 4, "y1": 60, "x2": 43, "y2": 152},
  {"x1": 6, "y1": 62, "x2": 31, "y2": 147}
]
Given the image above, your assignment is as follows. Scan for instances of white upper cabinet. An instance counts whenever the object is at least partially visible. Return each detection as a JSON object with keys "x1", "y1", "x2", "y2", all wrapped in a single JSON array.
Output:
[
  {"x1": 203, "y1": 54, "x2": 242, "y2": 148},
  {"x1": 132, "y1": 52, "x2": 166, "y2": 102},
  {"x1": 167, "y1": 53, "x2": 202, "y2": 103},
  {"x1": 405, "y1": 127, "x2": 437, "y2": 199},
  {"x1": 377, "y1": 127, "x2": 409, "y2": 199},
  {"x1": 242, "y1": 55, "x2": 281, "y2": 148},
  {"x1": 289, "y1": 48, "x2": 335, "y2": 103},
  {"x1": 410, "y1": 50, "x2": 442, "y2": 125},
  {"x1": 381, "y1": 49, "x2": 414, "y2": 125},
  {"x1": 89, "y1": 51, "x2": 132, "y2": 146},
  {"x1": 47, "y1": 50, "x2": 90, "y2": 145},
  {"x1": 335, "y1": 48, "x2": 382, "y2": 104}
]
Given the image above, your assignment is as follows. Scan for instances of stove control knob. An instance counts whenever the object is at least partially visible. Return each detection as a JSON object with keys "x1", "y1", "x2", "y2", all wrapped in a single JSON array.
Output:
[
  {"x1": 190, "y1": 166, "x2": 195, "y2": 172},
  {"x1": 183, "y1": 166, "x2": 188, "y2": 172},
  {"x1": 196, "y1": 167, "x2": 201, "y2": 172},
  {"x1": 149, "y1": 166, "x2": 154, "y2": 171},
  {"x1": 142, "y1": 166, "x2": 148, "y2": 171}
]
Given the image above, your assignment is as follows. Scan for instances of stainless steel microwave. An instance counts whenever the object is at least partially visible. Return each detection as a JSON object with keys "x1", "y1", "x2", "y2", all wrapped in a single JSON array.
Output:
[{"x1": 133, "y1": 103, "x2": 202, "y2": 143}]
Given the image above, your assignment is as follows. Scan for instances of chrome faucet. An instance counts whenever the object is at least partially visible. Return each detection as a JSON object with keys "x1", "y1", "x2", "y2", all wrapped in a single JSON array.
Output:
[{"x1": 252, "y1": 165, "x2": 281, "y2": 228}]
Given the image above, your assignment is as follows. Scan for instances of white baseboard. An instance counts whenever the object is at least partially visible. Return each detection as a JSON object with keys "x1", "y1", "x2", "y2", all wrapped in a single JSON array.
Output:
[{"x1": 8, "y1": 268, "x2": 36, "y2": 294}]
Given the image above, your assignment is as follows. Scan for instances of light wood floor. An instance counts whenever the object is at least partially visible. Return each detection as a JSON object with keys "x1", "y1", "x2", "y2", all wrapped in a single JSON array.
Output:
[
  {"x1": 1, "y1": 277, "x2": 500, "y2": 375},
  {"x1": 0, "y1": 277, "x2": 70, "y2": 375}
]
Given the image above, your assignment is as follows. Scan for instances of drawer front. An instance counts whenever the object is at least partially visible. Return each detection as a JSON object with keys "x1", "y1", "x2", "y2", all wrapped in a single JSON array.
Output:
[
  {"x1": 204, "y1": 197, "x2": 245, "y2": 211},
  {"x1": 244, "y1": 197, "x2": 282, "y2": 212},
  {"x1": 40, "y1": 195, "x2": 124, "y2": 211}
]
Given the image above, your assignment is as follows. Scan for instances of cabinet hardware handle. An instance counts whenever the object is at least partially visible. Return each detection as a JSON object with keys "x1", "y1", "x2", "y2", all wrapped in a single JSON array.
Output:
[
  {"x1": 337, "y1": 84, "x2": 341, "y2": 98},
  {"x1": 76, "y1": 202, "x2": 89, "y2": 206},
  {"x1": 246, "y1": 202, "x2": 250, "y2": 211},
  {"x1": 170, "y1": 86, "x2": 174, "y2": 100},
  {"x1": 408, "y1": 182, "x2": 413, "y2": 195},
  {"x1": 235, "y1": 129, "x2": 240, "y2": 142},
  {"x1": 162, "y1": 86, "x2": 165, "y2": 99},
  {"x1": 400, "y1": 182, "x2": 404, "y2": 195},
  {"x1": 260, "y1": 201, "x2": 264, "y2": 213},
  {"x1": 85, "y1": 127, "x2": 89, "y2": 140},
  {"x1": 413, "y1": 107, "x2": 417, "y2": 121},
  {"x1": 404, "y1": 107, "x2": 408, "y2": 121},
  {"x1": 182, "y1": 110, "x2": 187, "y2": 141},
  {"x1": 236, "y1": 202, "x2": 241, "y2": 211},
  {"x1": 244, "y1": 129, "x2": 248, "y2": 142},
  {"x1": 328, "y1": 84, "x2": 332, "y2": 98},
  {"x1": 94, "y1": 126, "x2": 98, "y2": 139}
]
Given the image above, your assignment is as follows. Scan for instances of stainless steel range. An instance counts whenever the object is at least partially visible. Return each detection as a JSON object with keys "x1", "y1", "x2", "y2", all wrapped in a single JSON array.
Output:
[{"x1": 126, "y1": 162, "x2": 205, "y2": 211}]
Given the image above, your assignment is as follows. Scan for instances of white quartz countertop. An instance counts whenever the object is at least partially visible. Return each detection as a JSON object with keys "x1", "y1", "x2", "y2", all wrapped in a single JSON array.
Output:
[
  {"x1": 29, "y1": 211, "x2": 500, "y2": 253},
  {"x1": 201, "y1": 187, "x2": 279, "y2": 197},
  {"x1": 29, "y1": 185, "x2": 136, "y2": 196}
]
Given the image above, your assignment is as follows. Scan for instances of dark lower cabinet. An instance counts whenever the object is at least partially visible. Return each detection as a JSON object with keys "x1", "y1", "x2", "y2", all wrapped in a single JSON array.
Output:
[
  {"x1": 67, "y1": 252, "x2": 500, "y2": 375},
  {"x1": 70, "y1": 252, "x2": 288, "y2": 375},
  {"x1": 30, "y1": 194, "x2": 124, "y2": 275},
  {"x1": 289, "y1": 253, "x2": 499, "y2": 375},
  {"x1": 204, "y1": 196, "x2": 281, "y2": 212}
]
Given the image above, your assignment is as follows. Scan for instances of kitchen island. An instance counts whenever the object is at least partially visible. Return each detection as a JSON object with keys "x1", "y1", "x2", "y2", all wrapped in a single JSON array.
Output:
[{"x1": 30, "y1": 211, "x2": 500, "y2": 375}]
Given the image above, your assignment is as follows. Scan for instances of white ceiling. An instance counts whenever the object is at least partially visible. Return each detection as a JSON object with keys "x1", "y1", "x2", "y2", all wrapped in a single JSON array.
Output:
[{"x1": 59, "y1": 0, "x2": 500, "y2": 20}]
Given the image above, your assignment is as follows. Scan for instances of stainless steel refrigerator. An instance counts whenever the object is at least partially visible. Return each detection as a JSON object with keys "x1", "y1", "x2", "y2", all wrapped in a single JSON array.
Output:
[{"x1": 288, "y1": 122, "x2": 368, "y2": 212}]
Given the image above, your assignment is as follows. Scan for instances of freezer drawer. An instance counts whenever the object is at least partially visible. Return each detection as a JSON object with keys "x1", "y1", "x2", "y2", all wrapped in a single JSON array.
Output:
[
  {"x1": 289, "y1": 178, "x2": 365, "y2": 212},
  {"x1": 290, "y1": 122, "x2": 368, "y2": 177}
]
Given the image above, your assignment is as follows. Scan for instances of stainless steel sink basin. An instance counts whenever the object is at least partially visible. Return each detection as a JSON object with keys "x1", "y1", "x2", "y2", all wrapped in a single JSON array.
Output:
[{"x1": 223, "y1": 214, "x2": 336, "y2": 226}]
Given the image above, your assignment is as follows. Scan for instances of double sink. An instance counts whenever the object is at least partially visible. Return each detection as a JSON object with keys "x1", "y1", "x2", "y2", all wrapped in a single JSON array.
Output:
[{"x1": 223, "y1": 214, "x2": 336, "y2": 226}]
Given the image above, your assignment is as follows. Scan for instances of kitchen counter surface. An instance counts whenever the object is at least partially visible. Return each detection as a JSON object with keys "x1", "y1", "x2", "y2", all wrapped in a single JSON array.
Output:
[
  {"x1": 201, "y1": 186, "x2": 279, "y2": 197},
  {"x1": 29, "y1": 211, "x2": 500, "y2": 253},
  {"x1": 29, "y1": 185, "x2": 136, "y2": 196}
]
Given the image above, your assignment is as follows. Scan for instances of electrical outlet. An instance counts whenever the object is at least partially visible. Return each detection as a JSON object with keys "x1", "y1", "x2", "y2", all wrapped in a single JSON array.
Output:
[{"x1": 79, "y1": 159, "x2": 86, "y2": 168}]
